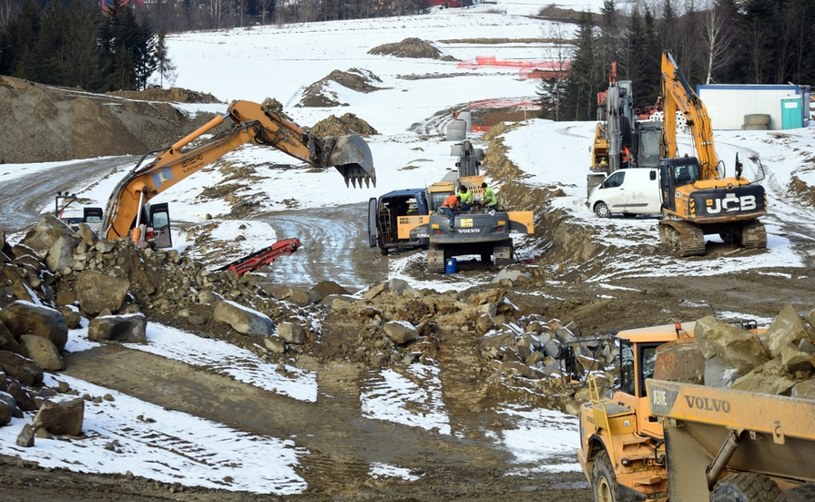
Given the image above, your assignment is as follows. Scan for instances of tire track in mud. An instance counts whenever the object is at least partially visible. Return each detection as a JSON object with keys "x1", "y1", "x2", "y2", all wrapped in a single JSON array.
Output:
[{"x1": 259, "y1": 203, "x2": 389, "y2": 291}]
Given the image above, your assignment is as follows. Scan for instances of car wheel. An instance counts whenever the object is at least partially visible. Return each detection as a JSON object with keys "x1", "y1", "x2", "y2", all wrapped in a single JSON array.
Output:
[{"x1": 594, "y1": 201, "x2": 611, "y2": 218}]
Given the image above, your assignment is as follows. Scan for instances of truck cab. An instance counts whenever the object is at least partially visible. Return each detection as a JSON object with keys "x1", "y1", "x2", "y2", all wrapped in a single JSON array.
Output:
[
  {"x1": 577, "y1": 323, "x2": 694, "y2": 502},
  {"x1": 367, "y1": 188, "x2": 430, "y2": 255}
]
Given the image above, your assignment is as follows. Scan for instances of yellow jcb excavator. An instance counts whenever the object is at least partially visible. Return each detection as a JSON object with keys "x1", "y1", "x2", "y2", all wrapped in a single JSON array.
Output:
[
  {"x1": 102, "y1": 100, "x2": 375, "y2": 245},
  {"x1": 658, "y1": 51, "x2": 767, "y2": 256}
]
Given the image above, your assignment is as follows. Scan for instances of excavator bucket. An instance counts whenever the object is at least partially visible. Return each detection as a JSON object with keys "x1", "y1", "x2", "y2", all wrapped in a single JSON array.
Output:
[{"x1": 329, "y1": 135, "x2": 376, "y2": 188}]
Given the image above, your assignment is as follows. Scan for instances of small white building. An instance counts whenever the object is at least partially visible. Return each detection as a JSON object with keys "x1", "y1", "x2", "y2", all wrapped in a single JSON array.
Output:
[{"x1": 696, "y1": 84, "x2": 811, "y2": 130}]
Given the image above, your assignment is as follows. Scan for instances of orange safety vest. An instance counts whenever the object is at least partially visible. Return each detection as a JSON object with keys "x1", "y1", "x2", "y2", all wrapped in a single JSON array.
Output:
[
  {"x1": 622, "y1": 147, "x2": 630, "y2": 163},
  {"x1": 441, "y1": 194, "x2": 459, "y2": 208}
]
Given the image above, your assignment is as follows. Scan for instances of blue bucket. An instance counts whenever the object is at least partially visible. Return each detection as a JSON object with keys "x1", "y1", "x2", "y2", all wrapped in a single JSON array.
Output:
[{"x1": 445, "y1": 257, "x2": 458, "y2": 274}]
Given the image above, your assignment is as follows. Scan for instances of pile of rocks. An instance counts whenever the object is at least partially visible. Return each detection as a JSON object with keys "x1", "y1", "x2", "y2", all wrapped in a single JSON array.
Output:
[
  {"x1": 643, "y1": 308, "x2": 815, "y2": 401},
  {"x1": 691, "y1": 308, "x2": 815, "y2": 397},
  {"x1": 2, "y1": 214, "x2": 598, "y2": 434}
]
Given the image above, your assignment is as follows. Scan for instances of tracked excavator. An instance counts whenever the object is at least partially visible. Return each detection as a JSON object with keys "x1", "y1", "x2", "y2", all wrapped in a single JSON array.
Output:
[
  {"x1": 657, "y1": 52, "x2": 766, "y2": 256},
  {"x1": 102, "y1": 99, "x2": 375, "y2": 246}
]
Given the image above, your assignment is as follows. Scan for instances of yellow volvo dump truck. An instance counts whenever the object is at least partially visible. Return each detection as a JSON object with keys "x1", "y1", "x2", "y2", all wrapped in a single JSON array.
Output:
[
  {"x1": 578, "y1": 322, "x2": 815, "y2": 502},
  {"x1": 646, "y1": 379, "x2": 815, "y2": 501}
]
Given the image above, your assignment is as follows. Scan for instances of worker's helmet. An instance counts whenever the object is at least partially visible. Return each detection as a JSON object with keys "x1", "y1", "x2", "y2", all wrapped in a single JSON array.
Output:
[
  {"x1": 481, "y1": 182, "x2": 487, "y2": 188},
  {"x1": 459, "y1": 185, "x2": 468, "y2": 192}
]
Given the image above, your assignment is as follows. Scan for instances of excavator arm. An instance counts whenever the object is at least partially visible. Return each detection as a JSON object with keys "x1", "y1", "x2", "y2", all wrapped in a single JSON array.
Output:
[
  {"x1": 103, "y1": 99, "x2": 375, "y2": 243},
  {"x1": 660, "y1": 51, "x2": 719, "y2": 179}
]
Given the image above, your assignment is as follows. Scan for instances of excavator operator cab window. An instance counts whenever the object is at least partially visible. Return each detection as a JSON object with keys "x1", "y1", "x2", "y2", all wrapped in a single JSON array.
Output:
[{"x1": 674, "y1": 163, "x2": 700, "y2": 186}]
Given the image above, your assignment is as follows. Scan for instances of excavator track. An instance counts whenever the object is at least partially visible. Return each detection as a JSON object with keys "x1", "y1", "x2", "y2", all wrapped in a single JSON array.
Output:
[
  {"x1": 740, "y1": 220, "x2": 767, "y2": 249},
  {"x1": 658, "y1": 220, "x2": 706, "y2": 257}
]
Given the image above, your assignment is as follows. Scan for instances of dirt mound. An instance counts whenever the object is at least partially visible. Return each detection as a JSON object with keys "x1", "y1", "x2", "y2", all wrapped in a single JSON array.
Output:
[
  {"x1": 368, "y1": 37, "x2": 458, "y2": 61},
  {"x1": 0, "y1": 76, "x2": 217, "y2": 163},
  {"x1": 309, "y1": 112, "x2": 379, "y2": 137},
  {"x1": 107, "y1": 87, "x2": 222, "y2": 103},
  {"x1": 297, "y1": 68, "x2": 384, "y2": 107}
]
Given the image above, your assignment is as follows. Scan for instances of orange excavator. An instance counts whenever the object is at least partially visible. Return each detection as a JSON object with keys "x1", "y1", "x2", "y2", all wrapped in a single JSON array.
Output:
[
  {"x1": 102, "y1": 100, "x2": 375, "y2": 246},
  {"x1": 657, "y1": 52, "x2": 767, "y2": 256}
]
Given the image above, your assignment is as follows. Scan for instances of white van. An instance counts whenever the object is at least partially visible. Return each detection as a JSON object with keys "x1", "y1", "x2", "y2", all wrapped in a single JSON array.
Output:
[{"x1": 587, "y1": 168, "x2": 662, "y2": 217}]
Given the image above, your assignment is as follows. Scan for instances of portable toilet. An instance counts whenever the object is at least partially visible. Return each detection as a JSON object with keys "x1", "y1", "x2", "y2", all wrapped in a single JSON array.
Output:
[{"x1": 781, "y1": 97, "x2": 803, "y2": 129}]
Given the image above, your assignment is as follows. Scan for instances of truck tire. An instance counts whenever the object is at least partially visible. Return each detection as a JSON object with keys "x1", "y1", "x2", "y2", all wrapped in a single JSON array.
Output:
[
  {"x1": 742, "y1": 123, "x2": 768, "y2": 130},
  {"x1": 775, "y1": 484, "x2": 815, "y2": 502},
  {"x1": 591, "y1": 450, "x2": 620, "y2": 502},
  {"x1": 744, "y1": 113, "x2": 771, "y2": 126},
  {"x1": 594, "y1": 201, "x2": 611, "y2": 218},
  {"x1": 711, "y1": 473, "x2": 781, "y2": 502}
]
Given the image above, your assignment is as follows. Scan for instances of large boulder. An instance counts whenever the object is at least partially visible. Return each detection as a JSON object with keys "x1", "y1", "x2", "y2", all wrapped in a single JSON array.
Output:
[
  {"x1": 19, "y1": 214, "x2": 75, "y2": 256},
  {"x1": 0, "y1": 301, "x2": 68, "y2": 351},
  {"x1": 20, "y1": 335, "x2": 64, "y2": 370},
  {"x1": 88, "y1": 314, "x2": 148, "y2": 343},
  {"x1": 33, "y1": 397, "x2": 85, "y2": 436},
  {"x1": 765, "y1": 305, "x2": 815, "y2": 358},
  {"x1": 654, "y1": 338, "x2": 704, "y2": 384},
  {"x1": 694, "y1": 316, "x2": 769, "y2": 374},
  {"x1": 45, "y1": 235, "x2": 79, "y2": 272},
  {"x1": 212, "y1": 300, "x2": 275, "y2": 337},
  {"x1": 731, "y1": 358, "x2": 798, "y2": 396},
  {"x1": 383, "y1": 320, "x2": 418, "y2": 345},
  {"x1": 75, "y1": 271, "x2": 130, "y2": 315},
  {"x1": 277, "y1": 322, "x2": 306, "y2": 344},
  {"x1": 0, "y1": 319, "x2": 23, "y2": 353},
  {"x1": 0, "y1": 351, "x2": 43, "y2": 386},
  {"x1": 0, "y1": 397, "x2": 11, "y2": 426}
]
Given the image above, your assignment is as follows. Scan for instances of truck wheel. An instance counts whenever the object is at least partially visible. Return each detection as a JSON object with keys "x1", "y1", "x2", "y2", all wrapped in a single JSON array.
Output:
[
  {"x1": 594, "y1": 201, "x2": 611, "y2": 218},
  {"x1": 711, "y1": 473, "x2": 780, "y2": 502},
  {"x1": 775, "y1": 484, "x2": 815, "y2": 502},
  {"x1": 591, "y1": 451, "x2": 620, "y2": 502}
]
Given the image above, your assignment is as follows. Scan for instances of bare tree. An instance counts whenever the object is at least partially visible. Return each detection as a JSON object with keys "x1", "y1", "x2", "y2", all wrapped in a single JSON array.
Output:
[{"x1": 702, "y1": 3, "x2": 734, "y2": 83}]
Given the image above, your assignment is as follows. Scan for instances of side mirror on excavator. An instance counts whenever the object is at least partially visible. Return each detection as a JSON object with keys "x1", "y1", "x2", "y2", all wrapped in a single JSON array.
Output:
[{"x1": 735, "y1": 153, "x2": 743, "y2": 180}]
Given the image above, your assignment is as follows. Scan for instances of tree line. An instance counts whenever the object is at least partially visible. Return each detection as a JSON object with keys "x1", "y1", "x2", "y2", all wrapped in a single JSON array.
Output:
[
  {"x1": 0, "y1": 0, "x2": 431, "y2": 91},
  {"x1": 0, "y1": 0, "x2": 170, "y2": 91},
  {"x1": 541, "y1": 0, "x2": 815, "y2": 122}
]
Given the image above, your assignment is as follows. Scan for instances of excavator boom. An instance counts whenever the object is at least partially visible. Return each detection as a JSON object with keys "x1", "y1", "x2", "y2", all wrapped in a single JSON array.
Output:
[{"x1": 103, "y1": 100, "x2": 375, "y2": 242}]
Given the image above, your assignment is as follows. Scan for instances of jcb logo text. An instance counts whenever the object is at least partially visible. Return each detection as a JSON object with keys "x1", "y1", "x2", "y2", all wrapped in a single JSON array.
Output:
[{"x1": 706, "y1": 195, "x2": 756, "y2": 214}]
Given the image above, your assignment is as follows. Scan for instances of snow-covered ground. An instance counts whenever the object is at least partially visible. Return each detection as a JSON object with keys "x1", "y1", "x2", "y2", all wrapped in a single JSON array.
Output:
[{"x1": 2, "y1": 0, "x2": 814, "y2": 493}]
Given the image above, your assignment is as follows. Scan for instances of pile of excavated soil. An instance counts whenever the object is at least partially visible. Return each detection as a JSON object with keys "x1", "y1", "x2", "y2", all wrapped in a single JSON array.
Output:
[
  {"x1": 368, "y1": 37, "x2": 458, "y2": 61},
  {"x1": 0, "y1": 76, "x2": 217, "y2": 163},
  {"x1": 297, "y1": 68, "x2": 384, "y2": 107},
  {"x1": 309, "y1": 112, "x2": 379, "y2": 137},
  {"x1": 108, "y1": 87, "x2": 222, "y2": 103}
]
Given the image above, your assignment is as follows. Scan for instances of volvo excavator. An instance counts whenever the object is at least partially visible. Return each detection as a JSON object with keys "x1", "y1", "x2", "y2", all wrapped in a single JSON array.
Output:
[
  {"x1": 657, "y1": 51, "x2": 767, "y2": 256},
  {"x1": 102, "y1": 99, "x2": 375, "y2": 246}
]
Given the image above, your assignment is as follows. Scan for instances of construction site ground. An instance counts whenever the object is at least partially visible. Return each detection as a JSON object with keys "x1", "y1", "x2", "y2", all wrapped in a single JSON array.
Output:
[{"x1": 1, "y1": 79, "x2": 815, "y2": 502}]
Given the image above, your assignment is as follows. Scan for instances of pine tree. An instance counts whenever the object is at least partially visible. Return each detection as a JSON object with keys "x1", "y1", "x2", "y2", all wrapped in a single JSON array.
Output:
[
  {"x1": 63, "y1": 0, "x2": 104, "y2": 91},
  {"x1": 6, "y1": 0, "x2": 40, "y2": 80},
  {"x1": 31, "y1": 0, "x2": 66, "y2": 85},
  {"x1": 154, "y1": 31, "x2": 176, "y2": 88},
  {"x1": 562, "y1": 11, "x2": 598, "y2": 121}
]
